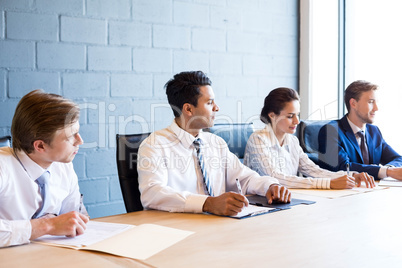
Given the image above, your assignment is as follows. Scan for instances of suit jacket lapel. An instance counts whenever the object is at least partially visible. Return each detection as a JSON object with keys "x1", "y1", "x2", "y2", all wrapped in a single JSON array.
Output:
[{"x1": 340, "y1": 116, "x2": 364, "y2": 163}]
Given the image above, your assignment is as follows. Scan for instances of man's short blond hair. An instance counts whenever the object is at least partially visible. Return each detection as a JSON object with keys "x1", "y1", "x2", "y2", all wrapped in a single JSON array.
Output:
[{"x1": 11, "y1": 89, "x2": 80, "y2": 154}]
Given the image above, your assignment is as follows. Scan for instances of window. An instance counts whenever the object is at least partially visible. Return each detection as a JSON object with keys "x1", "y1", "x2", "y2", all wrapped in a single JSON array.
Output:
[
  {"x1": 299, "y1": 0, "x2": 340, "y2": 120},
  {"x1": 345, "y1": 0, "x2": 402, "y2": 152}
]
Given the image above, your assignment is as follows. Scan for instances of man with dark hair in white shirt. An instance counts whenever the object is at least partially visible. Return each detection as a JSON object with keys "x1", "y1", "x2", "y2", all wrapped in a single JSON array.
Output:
[
  {"x1": 0, "y1": 89, "x2": 89, "y2": 248},
  {"x1": 138, "y1": 71, "x2": 291, "y2": 216}
]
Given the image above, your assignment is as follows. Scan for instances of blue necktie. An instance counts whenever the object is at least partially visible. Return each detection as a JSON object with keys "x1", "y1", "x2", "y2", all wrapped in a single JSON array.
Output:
[
  {"x1": 193, "y1": 138, "x2": 213, "y2": 196},
  {"x1": 33, "y1": 171, "x2": 50, "y2": 219}
]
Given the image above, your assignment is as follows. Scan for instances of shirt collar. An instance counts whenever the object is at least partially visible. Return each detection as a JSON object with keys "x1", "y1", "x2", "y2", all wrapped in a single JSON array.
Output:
[
  {"x1": 169, "y1": 119, "x2": 202, "y2": 149},
  {"x1": 346, "y1": 116, "x2": 366, "y2": 135},
  {"x1": 15, "y1": 150, "x2": 48, "y2": 181},
  {"x1": 264, "y1": 124, "x2": 291, "y2": 148}
]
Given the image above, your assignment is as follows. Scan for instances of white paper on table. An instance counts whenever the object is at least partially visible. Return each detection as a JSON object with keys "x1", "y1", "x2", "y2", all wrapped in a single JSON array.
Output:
[
  {"x1": 379, "y1": 178, "x2": 402, "y2": 187},
  {"x1": 230, "y1": 205, "x2": 276, "y2": 219},
  {"x1": 290, "y1": 185, "x2": 387, "y2": 199},
  {"x1": 34, "y1": 221, "x2": 194, "y2": 260}
]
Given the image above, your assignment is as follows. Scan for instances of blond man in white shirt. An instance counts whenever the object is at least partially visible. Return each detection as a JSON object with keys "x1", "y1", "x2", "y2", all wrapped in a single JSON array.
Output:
[
  {"x1": 138, "y1": 71, "x2": 291, "y2": 216},
  {"x1": 0, "y1": 90, "x2": 89, "y2": 248}
]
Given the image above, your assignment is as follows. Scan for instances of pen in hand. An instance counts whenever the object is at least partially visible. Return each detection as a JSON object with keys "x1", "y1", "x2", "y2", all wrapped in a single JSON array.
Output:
[
  {"x1": 235, "y1": 178, "x2": 242, "y2": 195},
  {"x1": 79, "y1": 194, "x2": 83, "y2": 213},
  {"x1": 346, "y1": 163, "x2": 350, "y2": 176},
  {"x1": 235, "y1": 178, "x2": 249, "y2": 208},
  {"x1": 78, "y1": 194, "x2": 90, "y2": 218}
]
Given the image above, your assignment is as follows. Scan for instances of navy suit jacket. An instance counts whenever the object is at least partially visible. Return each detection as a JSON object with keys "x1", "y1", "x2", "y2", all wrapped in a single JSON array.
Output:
[{"x1": 318, "y1": 115, "x2": 402, "y2": 179}]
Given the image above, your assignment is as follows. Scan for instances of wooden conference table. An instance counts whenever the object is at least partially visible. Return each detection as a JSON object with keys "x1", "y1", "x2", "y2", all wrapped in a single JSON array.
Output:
[{"x1": 2, "y1": 187, "x2": 402, "y2": 268}]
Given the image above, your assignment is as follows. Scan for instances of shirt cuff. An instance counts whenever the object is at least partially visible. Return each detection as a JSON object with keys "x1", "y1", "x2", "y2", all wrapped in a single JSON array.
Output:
[
  {"x1": 259, "y1": 176, "x2": 280, "y2": 196},
  {"x1": 378, "y1": 166, "x2": 388, "y2": 179},
  {"x1": 313, "y1": 178, "x2": 331, "y2": 189},
  {"x1": 1, "y1": 220, "x2": 31, "y2": 247},
  {"x1": 184, "y1": 194, "x2": 209, "y2": 213}
]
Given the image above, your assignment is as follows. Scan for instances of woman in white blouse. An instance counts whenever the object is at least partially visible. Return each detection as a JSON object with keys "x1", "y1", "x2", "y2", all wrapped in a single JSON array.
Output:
[{"x1": 243, "y1": 87, "x2": 375, "y2": 189}]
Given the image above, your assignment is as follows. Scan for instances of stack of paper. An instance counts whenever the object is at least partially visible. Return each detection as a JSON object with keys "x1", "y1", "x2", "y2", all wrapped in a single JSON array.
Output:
[
  {"x1": 34, "y1": 221, "x2": 194, "y2": 260},
  {"x1": 378, "y1": 178, "x2": 402, "y2": 187},
  {"x1": 230, "y1": 205, "x2": 276, "y2": 219}
]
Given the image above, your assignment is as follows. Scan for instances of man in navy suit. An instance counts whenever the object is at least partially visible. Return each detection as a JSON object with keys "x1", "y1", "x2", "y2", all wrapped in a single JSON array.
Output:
[{"x1": 318, "y1": 80, "x2": 402, "y2": 180}]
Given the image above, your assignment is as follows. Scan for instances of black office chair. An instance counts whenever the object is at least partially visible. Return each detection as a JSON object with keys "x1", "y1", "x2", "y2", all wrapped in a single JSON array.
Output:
[
  {"x1": 116, "y1": 133, "x2": 150, "y2": 213},
  {"x1": 0, "y1": 136, "x2": 11, "y2": 147},
  {"x1": 297, "y1": 120, "x2": 331, "y2": 164},
  {"x1": 206, "y1": 123, "x2": 254, "y2": 162}
]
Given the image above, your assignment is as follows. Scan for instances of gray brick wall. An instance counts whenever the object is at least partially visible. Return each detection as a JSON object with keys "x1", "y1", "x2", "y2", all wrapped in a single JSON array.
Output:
[{"x1": 0, "y1": 0, "x2": 299, "y2": 218}]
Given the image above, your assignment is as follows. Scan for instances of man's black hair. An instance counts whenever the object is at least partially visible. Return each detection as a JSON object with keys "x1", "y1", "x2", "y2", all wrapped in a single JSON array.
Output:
[{"x1": 165, "y1": 71, "x2": 212, "y2": 117}]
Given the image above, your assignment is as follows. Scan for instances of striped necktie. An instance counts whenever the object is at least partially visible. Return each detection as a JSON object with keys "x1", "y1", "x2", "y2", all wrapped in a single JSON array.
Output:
[
  {"x1": 32, "y1": 171, "x2": 50, "y2": 219},
  {"x1": 193, "y1": 138, "x2": 213, "y2": 196},
  {"x1": 357, "y1": 131, "x2": 369, "y2": 164}
]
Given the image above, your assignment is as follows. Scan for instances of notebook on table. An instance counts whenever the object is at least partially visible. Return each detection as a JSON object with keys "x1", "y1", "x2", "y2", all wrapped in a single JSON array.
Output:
[{"x1": 247, "y1": 195, "x2": 315, "y2": 209}]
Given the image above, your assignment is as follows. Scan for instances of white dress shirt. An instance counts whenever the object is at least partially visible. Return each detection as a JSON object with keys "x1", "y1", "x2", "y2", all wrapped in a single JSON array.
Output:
[
  {"x1": 137, "y1": 120, "x2": 279, "y2": 213},
  {"x1": 346, "y1": 116, "x2": 387, "y2": 178},
  {"x1": 0, "y1": 147, "x2": 81, "y2": 247},
  {"x1": 243, "y1": 124, "x2": 347, "y2": 189}
]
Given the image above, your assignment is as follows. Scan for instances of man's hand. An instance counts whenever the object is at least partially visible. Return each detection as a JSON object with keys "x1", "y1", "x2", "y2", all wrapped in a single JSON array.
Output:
[
  {"x1": 386, "y1": 167, "x2": 402, "y2": 180},
  {"x1": 202, "y1": 192, "x2": 249, "y2": 216},
  {"x1": 30, "y1": 211, "x2": 89, "y2": 240},
  {"x1": 330, "y1": 175, "x2": 355, "y2": 189},
  {"x1": 266, "y1": 184, "x2": 291, "y2": 204},
  {"x1": 353, "y1": 172, "x2": 375, "y2": 188}
]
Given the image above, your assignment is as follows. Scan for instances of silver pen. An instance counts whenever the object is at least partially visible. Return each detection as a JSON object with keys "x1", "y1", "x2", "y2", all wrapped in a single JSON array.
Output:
[
  {"x1": 346, "y1": 163, "x2": 350, "y2": 176},
  {"x1": 235, "y1": 178, "x2": 242, "y2": 195},
  {"x1": 79, "y1": 194, "x2": 84, "y2": 213}
]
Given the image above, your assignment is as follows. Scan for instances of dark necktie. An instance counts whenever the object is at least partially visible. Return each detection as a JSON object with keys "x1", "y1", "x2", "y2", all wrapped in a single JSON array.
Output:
[
  {"x1": 33, "y1": 171, "x2": 50, "y2": 219},
  {"x1": 357, "y1": 131, "x2": 369, "y2": 164},
  {"x1": 193, "y1": 138, "x2": 213, "y2": 196}
]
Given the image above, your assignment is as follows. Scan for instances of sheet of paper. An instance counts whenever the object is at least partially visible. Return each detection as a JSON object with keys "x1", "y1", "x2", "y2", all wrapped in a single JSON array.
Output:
[
  {"x1": 34, "y1": 222, "x2": 194, "y2": 260},
  {"x1": 86, "y1": 224, "x2": 194, "y2": 260},
  {"x1": 290, "y1": 186, "x2": 387, "y2": 199},
  {"x1": 230, "y1": 205, "x2": 276, "y2": 219},
  {"x1": 35, "y1": 221, "x2": 133, "y2": 247},
  {"x1": 379, "y1": 178, "x2": 402, "y2": 187}
]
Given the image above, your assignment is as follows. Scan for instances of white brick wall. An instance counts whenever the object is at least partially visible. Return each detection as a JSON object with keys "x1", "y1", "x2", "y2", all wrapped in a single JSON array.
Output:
[
  {"x1": 0, "y1": 41, "x2": 35, "y2": 68},
  {"x1": 63, "y1": 73, "x2": 108, "y2": 97},
  {"x1": 87, "y1": 0, "x2": 131, "y2": 19},
  {"x1": 133, "y1": 48, "x2": 172, "y2": 72},
  {"x1": 210, "y1": 53, "x2": 242, "y2": 75},
  {"x1": 0, "y1": 70, "x2": 6, "y2": 99},
  {"x1": 173, "y1": 51, "x2": 209, "y2": 73},
  {"x1": 153, "y1": 25, "x2": 191, "y2": 49},
  {"x1": 0, "y1": 0, "x2": 299, "y2": 218},
  {"x1": 173, "y1": 2, "x2": 210, "y2": 26},
  {"x1": 109, "y1": 22, "x2": 151, "y2": 46},
  {"x1": 38, "y1": 43, "x2": 86, "y2": 69},
  {"x1": 192, "y1": 28, "x2": 226, "y2": 51},
  {"x1": 61, "y1": 17, "x2": 107, "y2": 44},
  {"x1": 111, "y1": 73, "x2": 153, "y2": 97},
  {"x1": 88, "y1": 46, "x2": 132, "y2": 71},
  {"x1": 9, "y1": 71, "x2": 60, "y2": 97},
  {"x1": 36, "y1": 0, "x2": 83, "y2": 15},
  {"x1": 132, "y1": 0, "x2": 172, "y2": 23},
  {"x1": 0, "y1": 11, "x2": 4, "y2": 39},
  {"x1": 7, "y1": 12, "x2": 58, "y2": 41}
]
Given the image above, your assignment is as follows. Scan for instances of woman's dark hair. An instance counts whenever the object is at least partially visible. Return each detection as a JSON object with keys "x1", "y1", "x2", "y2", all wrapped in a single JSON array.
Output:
[
  {"x1": 260, "y1": 87, "x2": 300, "y2": 124},
  {"x1": 165, "y1": 71, "x2": 212, "y2": 118}
]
